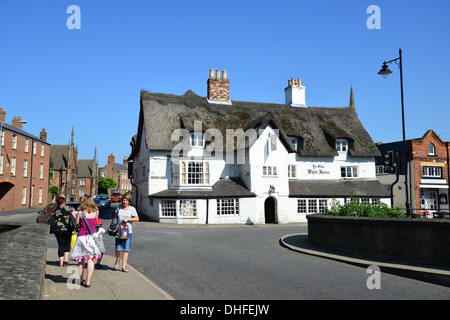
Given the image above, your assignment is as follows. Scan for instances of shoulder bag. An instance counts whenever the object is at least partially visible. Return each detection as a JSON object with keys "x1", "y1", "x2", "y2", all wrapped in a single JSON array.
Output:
[{"x1": 82, "y1": 211, "x2": 105, "y2": 254}]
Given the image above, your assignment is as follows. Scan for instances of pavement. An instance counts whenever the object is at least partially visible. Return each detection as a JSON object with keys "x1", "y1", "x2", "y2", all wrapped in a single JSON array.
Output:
[
  {"x1": 42, "y1": 248, "x2": 174, "y2": 300},
  {"x1": 280, "y1": 233, "x2": 450, "y2": 287}
]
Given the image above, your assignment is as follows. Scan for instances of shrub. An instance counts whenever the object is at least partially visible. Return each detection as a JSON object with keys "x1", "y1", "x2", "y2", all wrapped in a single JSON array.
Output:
[{"x1": 324, "y1": 199, "x2": 405, "y2": 218}]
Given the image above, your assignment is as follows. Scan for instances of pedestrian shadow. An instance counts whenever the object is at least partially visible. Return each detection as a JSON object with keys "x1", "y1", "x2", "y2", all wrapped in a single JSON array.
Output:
[{"x1": 45, "y1": 273, "x2": 68, "y2": 284}]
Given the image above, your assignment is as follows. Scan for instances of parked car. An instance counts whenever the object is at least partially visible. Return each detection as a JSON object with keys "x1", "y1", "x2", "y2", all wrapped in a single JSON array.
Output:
[
  {"x1": 111, "y1": 193, "x2": 122, "y2": 202},
  {"x1": 433, "y1": 211, "x2": 450, "y2": 219},
  {"x1": 36, "y1": 201, "x2": 82, "y2": 223},
  {"x1": 95, "y1": 195, "x2": 111, "y2": 209}
]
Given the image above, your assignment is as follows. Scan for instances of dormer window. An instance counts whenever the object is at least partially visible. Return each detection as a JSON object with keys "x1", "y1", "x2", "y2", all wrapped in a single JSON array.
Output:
[
  {"x1": 428, "y1": 143, "x2": 436, "y2": 156},
  {"x1": 336, "y1": 139, "x2": 348, "y2": 153},
  {"x1": 190, "y1": 133, "x2": 205, "y2": 148},
  {"x1": 289, "y1": 137, "x2": 298, "y2": 151}
]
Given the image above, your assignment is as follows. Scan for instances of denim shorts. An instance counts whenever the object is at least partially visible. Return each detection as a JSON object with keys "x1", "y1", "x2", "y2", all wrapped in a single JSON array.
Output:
[{"x1": 115, "y1": 233, "x2": 132, "y2": 252}]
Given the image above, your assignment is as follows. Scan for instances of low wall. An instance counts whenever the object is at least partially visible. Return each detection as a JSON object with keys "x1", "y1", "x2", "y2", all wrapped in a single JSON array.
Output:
[
  {"x1": 0, "y1": 222, "x2": 49, "y2": 300},
  {"x1": 306, "y1": 214, "x2": 450, "y2": 268}
]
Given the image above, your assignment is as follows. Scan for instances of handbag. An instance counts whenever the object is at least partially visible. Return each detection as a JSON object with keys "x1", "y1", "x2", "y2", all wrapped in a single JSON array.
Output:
[
  {"x1": 49, "y1": 214, "x2": 57, "y2": 234},
  {"x1": 68, "y1": 212, "x2": 77, "y2": 231},
  {"x1": 82, "y1": 212, "x2": 105, "y2": 254},
  {"x1": 108, "y1": 214, "x2": 118, "y2": 237}
]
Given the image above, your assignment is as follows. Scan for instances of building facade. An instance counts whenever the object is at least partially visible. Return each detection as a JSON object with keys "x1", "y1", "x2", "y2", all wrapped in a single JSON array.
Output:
[
  {"x1": 376, "y1": 130, "x2": 450, "y2": 215},
  {"x1": 50, "y1": 127, "x2": 98, "y2": 201},
  {"x1": 129, "y1": 70, "x2": 390, "y2": 224},
  {"x1": 99, "y1": 153, "x2": 131, "y2": 197},
  {"x1": 0, "y1": 108, "x2": 51, "y2": 211}
]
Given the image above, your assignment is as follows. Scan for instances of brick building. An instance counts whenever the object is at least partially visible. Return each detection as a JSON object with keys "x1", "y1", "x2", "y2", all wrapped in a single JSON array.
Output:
[
  {"x1": 99, "y1": 153, "x2": 131, "y2": 197},
  {"x1": 49, "y1": 127, "x2": 98, "y2": 201},
  {"x1": 0, "y1": 108, "x2": 51, "y2": 211},
  {"x1": 376, "y1": 130, "x2": 450, "y2": 215}
]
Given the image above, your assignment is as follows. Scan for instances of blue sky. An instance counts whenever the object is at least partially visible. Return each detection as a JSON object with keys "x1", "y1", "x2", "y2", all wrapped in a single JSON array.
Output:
[{"x1": 1, "y1": 0, "x2": 449, "y2": 167}]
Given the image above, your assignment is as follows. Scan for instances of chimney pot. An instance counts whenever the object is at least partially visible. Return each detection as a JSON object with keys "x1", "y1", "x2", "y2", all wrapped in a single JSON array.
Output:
[{"x1": 216, "y1": 70, "x2": 221, "y2": 78}]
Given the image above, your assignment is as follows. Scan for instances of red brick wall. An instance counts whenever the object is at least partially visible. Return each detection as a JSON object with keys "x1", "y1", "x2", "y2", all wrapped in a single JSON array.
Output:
[{"x1": 0, "y1": 129, "x2": 50, "y2": 211}]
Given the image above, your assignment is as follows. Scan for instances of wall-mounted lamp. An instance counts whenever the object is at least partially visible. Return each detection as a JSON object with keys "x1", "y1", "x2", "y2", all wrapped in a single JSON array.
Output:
[{"x1": 269, "y1": 185, "x2": 275, "y2": 193}]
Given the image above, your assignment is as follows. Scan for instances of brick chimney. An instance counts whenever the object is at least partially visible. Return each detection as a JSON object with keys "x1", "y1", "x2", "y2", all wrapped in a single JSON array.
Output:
[
  {"x1": 207, "y1": 69, "x2": 230, "y2": 104},
  {"x1": 12, "y1": 116, "x2": 25, "y2": 129},
  {"x1": 40, "y1": 128, "x2": 47, "y2": 142},
  {"x1": 0, "y1": 108, "x2": 5, "y2": 122},
  {"x1": 123, "y1": 156, "x2": 128, "y2": 167},
  {"x1": 285, "y1": 78, "x2": 307, "y2": 108},
  {"x1": 108, "y1": 153, "x2": 115, "y2": 164}
]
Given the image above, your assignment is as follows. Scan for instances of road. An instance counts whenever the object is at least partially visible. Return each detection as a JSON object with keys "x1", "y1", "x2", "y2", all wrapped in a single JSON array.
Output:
[{"x1": 3, "y1": 206, "x2": 450, "y2": 300}]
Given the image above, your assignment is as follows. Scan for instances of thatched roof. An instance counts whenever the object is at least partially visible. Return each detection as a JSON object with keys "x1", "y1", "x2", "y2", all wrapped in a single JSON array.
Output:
[{"x1": 133, "y1": 89, "x2": 380, "y2": 158}]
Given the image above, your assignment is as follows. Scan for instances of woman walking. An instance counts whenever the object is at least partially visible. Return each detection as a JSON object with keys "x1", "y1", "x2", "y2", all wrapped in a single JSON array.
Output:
[
  {"x1": 52, "y1": 196, "x2": 75, "y2": 267},
  {"x1": 71, "y1": 196, "x2": 101, "y2": 287},
  {"x1": 113, "y1": 194, "x2": 139, "y2": 272}
]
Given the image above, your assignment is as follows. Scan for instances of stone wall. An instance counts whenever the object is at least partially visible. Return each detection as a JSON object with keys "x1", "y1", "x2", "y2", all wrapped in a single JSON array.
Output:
[
  {"x1": 0, "y1": 222, "x2": 49, "y2": 300},
  {"x1": 307, "y1": 214, "x2": 450, "y2": 268}
]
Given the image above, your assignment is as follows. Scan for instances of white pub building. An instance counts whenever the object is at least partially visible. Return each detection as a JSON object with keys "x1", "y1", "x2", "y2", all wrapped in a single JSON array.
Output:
[{"x1": 129, "y1": 70, "x2": 390, "y2": 224}]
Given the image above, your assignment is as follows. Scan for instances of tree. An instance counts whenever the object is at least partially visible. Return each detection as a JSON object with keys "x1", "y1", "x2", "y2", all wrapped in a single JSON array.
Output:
[
  {"x1": 98, "y1": 177, "x2": 117, "y2": 195},
  {"x1": 48, "y1": 185, "x2": 59, "y2": 199}
]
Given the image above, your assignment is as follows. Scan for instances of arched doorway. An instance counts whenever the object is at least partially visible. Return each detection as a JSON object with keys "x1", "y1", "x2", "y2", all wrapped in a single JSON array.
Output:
[{"x1": 264, "y1": 197, "x2": 277, "y2": 223}]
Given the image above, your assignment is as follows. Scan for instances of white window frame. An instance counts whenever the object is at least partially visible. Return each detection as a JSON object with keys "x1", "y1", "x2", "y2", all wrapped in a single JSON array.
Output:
[
  {"x1": 190, "y1": 133, "x2": 205, "y2": 148},
  {"x1": 341, "y1": 166, "x2": 358, "y2": 178},
  {"x1": 172, "y1": 160, "x2": 210, "y2": 186},
  {"x1": 11, "y1": 157, "x2": 16, "y2": 176},
  {"x1": 23, "y1": 159, "x2": 28, "y2": 177},
  {"x1": 336, "y1": 139, "x2": 348, "y2": 153},
  {"x1": 12, "y1": 135, "x2": 17, "y2": 149},
  {"x1": 24, "y1": 139, "x2": 29, "y2": 153},
  {"x1": 38, "y1": 188, "x2": 43, "y2": 204},
  {"x1": 428, "y1": 143, "x2": 436, "y2": 156},
  {"x1": 40, "y1": 163, "x2": 44, "y2": 179},
  {"x1": 263, "y1": 166, "x2": 277, "y2": 176},
  {"x1": 288, "y1": 165, "x2": 296, "y2": 178},
  {"x1": 160, "y1": 199, "x2": 197, "y2": 218},
  {"x1": 423, "y1": 166, "x2": 442, "y2": 178},
  {"x1": 289, "y1": 137, "x2": 298, "y2": 150},
  {"x1": 217, "y1": 198, "x2": 239, "y2": 216},
  {"x1": 297, "y1": 199, "x2": 328, "y2": 214},
  {"x1": 22, "y1": 187, "x2": 27, "y2": 205}
]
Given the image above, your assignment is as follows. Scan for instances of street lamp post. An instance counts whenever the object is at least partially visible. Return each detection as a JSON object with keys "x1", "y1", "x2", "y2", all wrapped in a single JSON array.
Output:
[{"x1": 378, "y1": 48, "x2": 411, "y2": 217}]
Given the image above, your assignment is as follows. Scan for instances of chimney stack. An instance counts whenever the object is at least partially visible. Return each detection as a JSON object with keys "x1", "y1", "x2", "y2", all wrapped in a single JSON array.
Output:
[
  {"x1": 285, "y1": 78, "x2": 307, "y2": 108},
  {"x1": 0, "y1": 108, "x2": 5, "y2": 122},
  {"x1": 108, "y1": 153, "x2": 115, "y2": 164},
  {"x1": 207, "y1": 69, "x2": 231, "y2": 104},
  {"x1": 12, "y1": 116, "x2": 25, "y2": 129},
  {"x1": 40, "y1": 128, "x2": 47, "y2": 142}
]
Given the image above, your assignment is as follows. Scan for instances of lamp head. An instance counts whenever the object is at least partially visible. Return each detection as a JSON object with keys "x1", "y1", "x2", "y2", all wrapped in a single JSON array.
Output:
[{"x1": 378, "y1": 63, "x2": 393, "y2": 79}]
